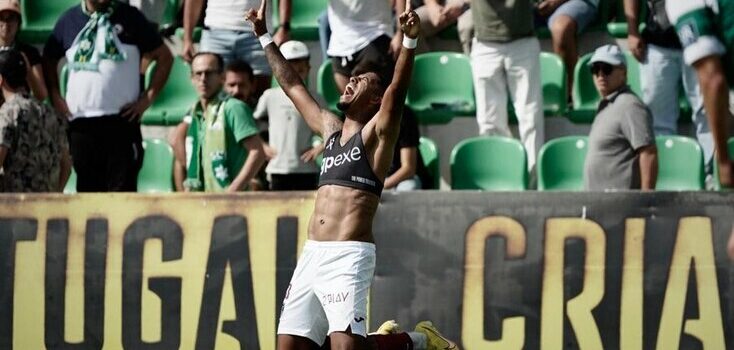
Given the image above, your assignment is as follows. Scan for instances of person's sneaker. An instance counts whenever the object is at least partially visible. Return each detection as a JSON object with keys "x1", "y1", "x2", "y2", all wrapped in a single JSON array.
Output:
[
  {"x1": 370, "y1": 319, "x2": 401, "y2": 335},
  {"x1": 414, "y1": 321, "x2": 459, "y2": 350}
]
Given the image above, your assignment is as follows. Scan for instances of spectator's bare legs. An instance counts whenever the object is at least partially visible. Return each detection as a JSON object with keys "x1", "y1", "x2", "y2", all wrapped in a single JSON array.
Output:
[{"x1": 550, "y1": 14, "x2": 578, "y2": 100}]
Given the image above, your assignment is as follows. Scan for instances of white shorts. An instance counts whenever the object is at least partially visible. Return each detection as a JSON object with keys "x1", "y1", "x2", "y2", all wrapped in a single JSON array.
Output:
[{"x1": 277, "y1": 240, "x2": 376, "y2": 346}]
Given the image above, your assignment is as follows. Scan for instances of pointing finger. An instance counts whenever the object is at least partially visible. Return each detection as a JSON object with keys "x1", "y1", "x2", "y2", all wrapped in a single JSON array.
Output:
[
  {"x1": 259, "y1": 0, "x2": 266, "y2": 16},
  {"x1": 405, "y1": 0, "x2": 412, "y2": 13}
]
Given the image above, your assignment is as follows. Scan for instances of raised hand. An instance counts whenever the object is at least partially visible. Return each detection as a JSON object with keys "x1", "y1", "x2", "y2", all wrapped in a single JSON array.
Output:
[
  {"x1": 399, "y1": 1, "x2": 420, "y2": 39},
  {"x1": 245, "y1": 0, "x2": 268, "y2": 37}
]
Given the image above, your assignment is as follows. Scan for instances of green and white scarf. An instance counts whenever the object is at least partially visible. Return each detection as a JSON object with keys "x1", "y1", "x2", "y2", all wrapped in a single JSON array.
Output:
[
  {"x1": 184, "y1": 93, "x2": 232, "y2": 192},
  {"x1": 69, "y1": 0, "x2": 126, "y2": 71}
]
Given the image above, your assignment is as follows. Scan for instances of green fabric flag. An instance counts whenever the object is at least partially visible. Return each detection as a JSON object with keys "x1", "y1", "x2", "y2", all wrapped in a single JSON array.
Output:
[{"x1": 69, "y1": 0, "x2": 126, "y2": 71}]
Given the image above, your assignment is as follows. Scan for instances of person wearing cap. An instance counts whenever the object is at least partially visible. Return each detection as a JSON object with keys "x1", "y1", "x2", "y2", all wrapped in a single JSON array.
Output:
[
  {"x1": 0, "y1": 49, "x2": 71, "y2": 192},
  {"x1": 176, "y1": 52, "x2": 266, "y2": 192},
  {"x1": 0, "y1": 0, "x2": 47, "y2": 101},
  {"x1": 254, "y1": 40, "x2": 324, "y2": 191},
  {"x1": 584, "y1": 44, "x2": 657, "y2": 191}
]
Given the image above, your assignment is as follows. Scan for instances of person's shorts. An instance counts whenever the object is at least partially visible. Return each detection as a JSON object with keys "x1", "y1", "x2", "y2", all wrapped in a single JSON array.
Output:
[
  {"x1": 330, "y1": 35, "x2": 394, "y2": 85},
  {"x1": 201, "y1": 28, "x2": 272, "y2": 76},
  {"x1": 277, "y1": 240, "x2": 376, "y2": 346},
  {"x1": 548, "y1": 0, "x2": 598, "y2": 33}
]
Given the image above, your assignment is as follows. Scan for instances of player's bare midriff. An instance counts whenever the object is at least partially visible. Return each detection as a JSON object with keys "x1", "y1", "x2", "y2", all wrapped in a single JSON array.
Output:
[{"x1": 308, "y1": 184, "x2": 379, "y2": 243}]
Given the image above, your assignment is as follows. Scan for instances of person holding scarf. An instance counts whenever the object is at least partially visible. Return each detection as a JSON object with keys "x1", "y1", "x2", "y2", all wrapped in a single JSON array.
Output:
[
  {"x1": 182, "y1": 52, "x2": 266, "y2": 192},
  {"x1": 43, "y1": 0, "x2": 172, "y2": 192}
]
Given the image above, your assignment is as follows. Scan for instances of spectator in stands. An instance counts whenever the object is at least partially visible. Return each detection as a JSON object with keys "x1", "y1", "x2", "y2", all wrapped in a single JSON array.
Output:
[
  {"x1": 0, "y1": 0, "x2": 47, "y2": 101},
  {"x1": 584, "y1": 44, "x2": 657, "y2": 191},
  {"x1": 536, "y1": 0, "x2": 599, "y2": 101},
  {"x1": 666, "y1": 0, "x2": 733, "y2": 188},
  {"x1": 625, "y1": 0, "x2": 713, "y2": 170},
  {"x1": 178, "y1": 52, "x2": 266, "y2": 192},
  {"x1": 254, "y1": 40, "x2": 323, "y2": 191},
  {"x1": 385, "y1": 108, "x2": 431, "y2": 190},
  {"x1": 0, "y1": 49, "x2": 71, "y2": 192},
  {"x1": 327, "y1": 0, "x2": 407, "y2": 92},
  {"x1": 43, "y1": 0, "x2": 173, "y2": 192},
  {"x1": 471, "y1": 0, "x2": 544, "y2": 170},
  {"x1": 171, "y1": 58, "x2": 264, "y2": 191},
  {"x1": 412, "y1": 0, "x2": 472, "y2": 54},
  {"x1": 182, "y1": 0, "x2": 291, "y2": 100}
]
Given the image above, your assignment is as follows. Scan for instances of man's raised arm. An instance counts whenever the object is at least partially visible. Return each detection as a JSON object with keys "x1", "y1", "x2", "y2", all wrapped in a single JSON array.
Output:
[
  {"x1": 376, "y1": 2, "x2": 420, "y2": 140},
  {"x1": 246, "y1": 0, "x2": 334, "y2": 136}
]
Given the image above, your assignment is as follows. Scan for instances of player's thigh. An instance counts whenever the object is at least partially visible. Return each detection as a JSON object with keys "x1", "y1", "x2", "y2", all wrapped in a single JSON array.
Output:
[{"x1": 278, "y1": 334, "x2": 321, "y2": 350}]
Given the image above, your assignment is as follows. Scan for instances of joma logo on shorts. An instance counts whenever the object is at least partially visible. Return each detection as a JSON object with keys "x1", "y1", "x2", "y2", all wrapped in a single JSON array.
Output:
[
  {"x1": 321, "y1": 147, "x2": 361, "y2": 175},
  {"x1": 322, "y1": 292, "x2": 350, "y2": 305}
]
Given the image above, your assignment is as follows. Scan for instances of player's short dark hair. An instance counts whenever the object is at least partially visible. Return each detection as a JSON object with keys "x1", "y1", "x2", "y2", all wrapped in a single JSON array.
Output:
[
  {"x1": 191, "y1": 52, "x2": 225, "y2": 73},
  {"x1": 0, "y1": 49, "x2": 27, "y2": 90},
  {"x1": 225, "y1": 59, "x2": 255, "y2": 81}
]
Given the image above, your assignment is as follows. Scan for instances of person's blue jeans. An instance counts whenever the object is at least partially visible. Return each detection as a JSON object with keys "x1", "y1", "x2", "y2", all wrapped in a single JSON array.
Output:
[
  {"x1": 318, "y1": 10, "x2": 330, "y2": 60},
  {"x1": 641, "y1": 44, "x2": 713, "y2": 168},
  {"x1": 200, "y1": 28, "x2": 272, "y2": 75}
]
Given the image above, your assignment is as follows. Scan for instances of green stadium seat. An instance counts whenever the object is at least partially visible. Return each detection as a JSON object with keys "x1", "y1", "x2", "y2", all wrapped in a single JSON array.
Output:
[
  {"x1": 713, "y1": 138, "x2": 734, "y2": 190},
  {"x1": 272, "y1": 0, "x2": 326, "y2": 41},
  {"x1": 606, "y1": 0, "x2": 646, "y2": 38},
  {"x1": 407, "y1": 52, "x2": 474, "y2": 124},
  {"x1": 655, "y1": 135, "x2": 705, "y2": 190},
  {"x1": 18, "y1": 0, "x2": 77, "y2": 44},
  {"x1": 63, "y1": 168, "x2": 76, "y2": 194},
  {"x1": 568, "y1": 51, "x2": 641, "y2": 123},
  {"x1": 317, "y1": 60, "x2": 341, "y2": 114},
  {"x1": 450, "y1": 136, "x2": 528, "y2": 190},
  {"x1": 418, "y1": 136, "x2": 440, "y2": 189},
  {"x1": 509, "y1": 52, "x2": 567, "y2": 121},
  {"x1": 143, "y1": 56, "x2": 197, "y2": 125},
  {"x1": 160, "y1": 0, "x2": 179, "y2": 29},
  {"x1": 138, "y1": 139, "x2": 174, "y2": 193},
  {"x1": 537, "y1": 136, "x2": 588, "y2": 191}
]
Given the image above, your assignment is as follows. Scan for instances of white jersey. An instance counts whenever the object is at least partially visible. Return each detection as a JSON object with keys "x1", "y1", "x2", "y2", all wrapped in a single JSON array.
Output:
[{"x1": 327, "y1": 0, "x2": 393, "y2": 57}]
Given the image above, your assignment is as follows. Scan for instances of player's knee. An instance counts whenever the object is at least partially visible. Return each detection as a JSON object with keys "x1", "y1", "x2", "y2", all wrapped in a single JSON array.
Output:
[{"x1": 550, "y1": 15, "x2": 576, "y2": 39}]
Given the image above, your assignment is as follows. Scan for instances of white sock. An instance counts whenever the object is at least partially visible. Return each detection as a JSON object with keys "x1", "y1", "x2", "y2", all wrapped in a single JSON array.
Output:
[{"x1": 407, "y1": 332, "x2": 427, "y2": 350}]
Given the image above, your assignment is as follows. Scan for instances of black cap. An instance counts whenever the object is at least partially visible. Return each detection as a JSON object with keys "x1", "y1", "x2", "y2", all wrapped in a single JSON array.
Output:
[{"x1": 0, "y1": 48, "x2": 26, "y2": 89}]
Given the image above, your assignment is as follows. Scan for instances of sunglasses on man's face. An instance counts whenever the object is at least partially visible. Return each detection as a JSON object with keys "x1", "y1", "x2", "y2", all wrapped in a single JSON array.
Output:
[{"x1": 590, "y1": 63, "x2": 614, "y2": 76}]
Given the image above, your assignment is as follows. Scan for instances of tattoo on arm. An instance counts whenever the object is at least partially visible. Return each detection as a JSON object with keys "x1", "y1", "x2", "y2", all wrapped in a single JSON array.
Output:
[{"x1": 263, "y1": 44, "x2": 304, "y2": 90}]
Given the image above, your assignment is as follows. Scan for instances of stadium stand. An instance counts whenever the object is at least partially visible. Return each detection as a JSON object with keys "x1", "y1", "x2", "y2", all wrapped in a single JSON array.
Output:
[
  {"x1": 272, "y1": 0, "x2": 325, "y2": 41},
  {"x1": 138, "y1": 138, "x2": 175, "y2": 193},
  {"x1": 406, "y1": 52, "x2": 474, "y2": 125},
  {"x1": 508, "y1": 51, "x2": 567, "y2": 122},
  {"x1": 537, "y1": 136, "x2": 588, "y2": 191},
  {"x1": 418, "y1": 136, "x2": 440, "y2": 189},
  {"x1": 450, "y1": 136, "x2": 528, "y2": 190},
  {"x1": 18, "y1": 0, "x2": 77, "y2": 44},
  {"x1": 655, "y1": 135, "x2": 705, "y2": 190},
  {"x1": 143, "y1": 55, "x2": 197, "y2": 126},
  {"x1": 317, "y1": 60, "x2": 340, "y2": 114}
]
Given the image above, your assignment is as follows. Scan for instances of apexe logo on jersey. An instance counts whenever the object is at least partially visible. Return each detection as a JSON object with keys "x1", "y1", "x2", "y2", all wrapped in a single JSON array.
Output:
[{"x1": 321, "y1": 146, "x2": 362, "y2": 175}]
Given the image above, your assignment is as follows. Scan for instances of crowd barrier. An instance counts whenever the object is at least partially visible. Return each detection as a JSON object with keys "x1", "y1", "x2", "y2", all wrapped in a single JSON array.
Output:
[{"x1": 1, "y1": 192, "x2": 732, "y2": 349}]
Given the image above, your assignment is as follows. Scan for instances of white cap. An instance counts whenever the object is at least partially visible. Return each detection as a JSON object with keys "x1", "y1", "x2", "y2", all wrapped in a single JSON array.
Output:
[
  {"x1": 589, "y1": 44, "x2": 626, "y2": 66},
  {"x1": 280, "y1": 40, "x2": 309, "y2": 60}
]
